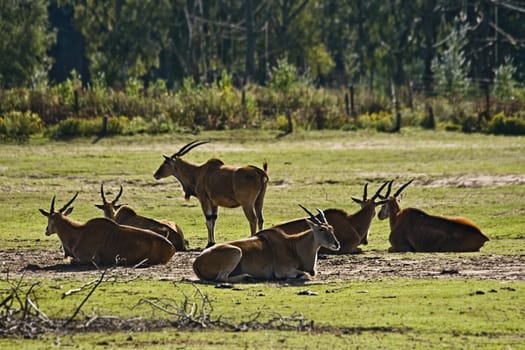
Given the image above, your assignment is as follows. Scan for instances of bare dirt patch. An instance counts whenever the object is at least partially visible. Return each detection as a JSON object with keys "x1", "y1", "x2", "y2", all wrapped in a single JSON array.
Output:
[
  {"x1": 420, "y1": 174, "x2": 525, "y2": 188},
  {"x1": 2, "y1": 248, "x2": 523, "y2": 282}
]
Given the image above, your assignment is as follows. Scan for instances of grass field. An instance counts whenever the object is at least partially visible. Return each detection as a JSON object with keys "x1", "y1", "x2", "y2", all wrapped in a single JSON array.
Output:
[{"x1": 0, "y1": 128, "x2": 524, "y2": 349}]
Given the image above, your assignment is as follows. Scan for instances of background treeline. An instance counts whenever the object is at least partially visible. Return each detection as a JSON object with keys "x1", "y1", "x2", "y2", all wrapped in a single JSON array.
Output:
[{"x1": 1, "y1": 0, "x2": 525, "y2": 141}]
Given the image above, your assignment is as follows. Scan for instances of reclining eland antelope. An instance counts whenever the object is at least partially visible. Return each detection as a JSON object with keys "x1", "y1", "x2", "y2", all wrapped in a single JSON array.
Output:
[
  {"x1": 153, "y1": 140, "x2": 269, "y2": 248},
  {"x1": 378, "y1": 179, "x2": 489, "y2": 252},
  {"x1": 192, "y1": 206, "x2": 340, "y2": 282},
  {"x1": 95, "y1": 184, "x2": 188, "y2": 251},
  {"x1": 273, "y1": 181, "x2": 389, "y2": 254},
  {"x1": 39, "y1": 193, "x2": 176, "y2": 266}
]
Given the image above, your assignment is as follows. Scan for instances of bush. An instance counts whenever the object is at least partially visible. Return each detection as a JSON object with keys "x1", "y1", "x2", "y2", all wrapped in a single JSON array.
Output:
[
  {"x1": 48, "y1": 116, "x2": 132, "y2": 139},
  {"x1": 0, "y1": 111, "x2": 43, "y2": 141},
  {"x1": 357, "y1": 111, "x2": 393, "y2": 131},
  {"x1": 486, "y1": 112, "x2": 525, "y2": 135},
  {"x1": 460, "y1": 114, "x2": 480, "y2": 133}
]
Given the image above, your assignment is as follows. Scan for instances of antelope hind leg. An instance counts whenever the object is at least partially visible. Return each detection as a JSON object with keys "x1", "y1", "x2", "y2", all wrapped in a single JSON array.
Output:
[{"x1": 194, "y1": 244, "x2": 242, "y2": 282}]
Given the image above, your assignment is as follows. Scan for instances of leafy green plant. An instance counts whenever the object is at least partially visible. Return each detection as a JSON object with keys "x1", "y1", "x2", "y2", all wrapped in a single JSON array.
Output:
[
  {"x1": 492, "y1": 58, "x2": 517, "y2": 100},
  {"x1": 486, "y1": 111, "x2": 525, "y2": 135},
  {"x1": 50, "y1": 70, "x2": 82, "y2": 107},
  {"x1": 0, "y1": 110, "x2": 43, "y2": 141},
  {"x1": 268, "y1": 57, "x2": 302, "y2": 93},
  {"x1": 357, "y1": 110, "x2": 392, "y2": 131},
  {"x1": 432, "y1": 25, "x2": 472, "y2": 100}
]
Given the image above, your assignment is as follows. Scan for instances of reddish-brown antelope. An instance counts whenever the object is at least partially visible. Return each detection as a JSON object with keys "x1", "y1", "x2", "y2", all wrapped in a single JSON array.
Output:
[
  {"x1": 273, "y1": 182, "x2": 389, "y2": 254},
  {"x1": 153, "y1": 140, "x2": 269, "y2": 248},
  {"x1": 192, "y1": 206, "x2": 340, "y2": 282},
  {"x1": 378, "y1": 179, "x2": 489, "y2": 252},
  {"x1": 39, "y1": 193, "x2": 176, "y2": 266},
  {"x1": 95, "y1": 184, "x2": 188, "y2": 251}
]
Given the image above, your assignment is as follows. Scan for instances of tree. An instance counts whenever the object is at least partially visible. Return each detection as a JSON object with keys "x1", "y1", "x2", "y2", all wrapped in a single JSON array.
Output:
[
  {"x1": 432, "y1": 25, "x2": 472, "y2": 99},
  {"x1": 0, "y1": 0, "x2": 56, "y2": 88},
  {"x1": 67, "y1": 0, "x2": 173, "y2": 87}
]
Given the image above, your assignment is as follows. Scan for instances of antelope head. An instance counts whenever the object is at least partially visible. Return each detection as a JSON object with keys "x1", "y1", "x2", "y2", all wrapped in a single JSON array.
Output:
[
  {"x1": 350, "y1": 181, "x2": 390, "y2": 244},
  {"x1": 153, "y1": 140, "x2": 209, "y2": 199},
  {"x1": 300, "y1": 205, "x2": 340, "y2": 251},
  {"x1": 153, "y1": 140, "x2": 209, "y2": 180},
  {"x1": 351, "y1": 181, "x2": 390, "y2": 208},
  {"x1": 95, "y1": 184, "x2": 124, "y2": 219},
  {"x1": 39, "y1": 192, "x2": 78, "y2": 236},
  {"x1": 377, "y1": 179, "x2": 414, "y2": 220}
]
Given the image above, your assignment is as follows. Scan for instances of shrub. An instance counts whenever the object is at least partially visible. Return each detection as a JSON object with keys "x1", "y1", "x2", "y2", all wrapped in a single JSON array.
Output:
[
  {"x1": 275, "y1": 114, "x2": 292, "y2": 132},
  {"x1": 0, "y1": 111, "x2": 43, "y2": 141},
  {"x1": 48, "y1": 116, "x2": 132, "y2": 139},
  {"x1": 486, "y1": 112, "x2": 525, "y2": 135},
  {"x1": 460, "y1": 114, "x2": 480, "y2": 133},
  {"x1": 357, "y1": 111, "x2": 393, "y2": 131}
]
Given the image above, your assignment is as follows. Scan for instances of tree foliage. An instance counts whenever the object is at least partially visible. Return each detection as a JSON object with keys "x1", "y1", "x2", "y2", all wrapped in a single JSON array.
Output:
[
  {"x1": 0, "y1": 0, "x2": 524, "y2": 94},
  {"x1": 0, "y1": 0, "x2": 56, "y2": 88}
]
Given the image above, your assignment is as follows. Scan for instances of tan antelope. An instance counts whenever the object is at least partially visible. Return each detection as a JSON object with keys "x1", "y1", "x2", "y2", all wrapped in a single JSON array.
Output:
[
  {"x1": 95, "y1": 184, "x2": 188, "y2": 251},
  {"x1": 192, "y1": 206, "x2": 340, "y2": 282},
  {"x1": 378, "y1": 179, "x2": 489, "y2": 252},
  {"x1": 153, "y1": 140, "x2": 269, "y2": 248},
  {"x1": 39, "y1": 193, "x2": 176, "y2": 266},
  {"x1": 272, "y1": 182, "x2": 389, "y2": 254}
]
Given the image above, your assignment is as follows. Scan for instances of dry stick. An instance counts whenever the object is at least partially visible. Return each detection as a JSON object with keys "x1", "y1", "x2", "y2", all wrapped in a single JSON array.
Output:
[
  {"x1": 62, "y1": 266, "x2": 112, "y2": 328},
  {"x1": 22, "y1": 281, "x2": 41, "y2": 320},
  {"x1": 137, "y1": 298, "x2": 179, "y2": 316},
  {"x1": 62, "y1": 278, "x2": 99, "y2": 299},
  {"x1": 25, "y1": 297, "x2": 50, "y2": 322}
]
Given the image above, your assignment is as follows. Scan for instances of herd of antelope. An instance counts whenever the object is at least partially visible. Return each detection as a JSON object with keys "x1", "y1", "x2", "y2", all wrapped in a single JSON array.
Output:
[{"x1": 39, "y1": 141, "x2": 489, "y2": 282}]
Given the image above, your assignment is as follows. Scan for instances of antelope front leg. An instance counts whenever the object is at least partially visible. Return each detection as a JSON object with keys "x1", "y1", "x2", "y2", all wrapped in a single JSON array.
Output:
[{"x1": 203, "y1": 205, "x2": 219, "y2": 248}]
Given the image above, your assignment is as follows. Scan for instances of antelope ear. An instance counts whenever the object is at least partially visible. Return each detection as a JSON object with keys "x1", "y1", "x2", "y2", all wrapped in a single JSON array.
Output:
[
  {"x1": 305, "y1": 218, "x2": 316, "y2": 229},
  {"x1": 63, "y1": 207, "x2": 74, "y2": 216},
  {"x1": 351, "y1": 197, "x2": 363, "y2": 204},
  {"x1": 39, "y1": 209, "x2": 49, "y2": 217},
  {"x1": 95, "y1": 204, "x2": 104, "y2": 209},
  {"x1": 163, "y1": 155, "x2": 171, "y2": 160}
]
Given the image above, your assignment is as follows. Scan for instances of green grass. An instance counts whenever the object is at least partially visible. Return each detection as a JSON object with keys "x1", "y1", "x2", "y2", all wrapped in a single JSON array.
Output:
[
  {"x1": 0, "y1": 128, "x2": 524, "y2": 348},
  {"x1": 0, "y1": 278, "x2": 523, "y2": 349}
]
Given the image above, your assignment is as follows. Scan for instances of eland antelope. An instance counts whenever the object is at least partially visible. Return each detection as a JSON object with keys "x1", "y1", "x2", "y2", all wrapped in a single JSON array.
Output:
[
  {"x1": 39, "y1": 193, "x2": 175, "y2": 266},
  {"x1": 153, "y1": 140, "x2": 268, "y2": 248},
  {"x1": 192, "y1": 206, "x2": 340, "y2": 282},
  {"x1": 378, "y1": 179, "x2": 489, "y2": 252},
  {"x1": 95, "y1": 184, "x2": 188, "y2": 251},
  {"x1": 273, "y1": 182, "x2": 389, "y2": 254}
]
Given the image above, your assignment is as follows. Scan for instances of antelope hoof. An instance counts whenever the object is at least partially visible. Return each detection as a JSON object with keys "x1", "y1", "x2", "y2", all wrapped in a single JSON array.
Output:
[{"x1": 205, "y1": 241, "x2": 215, "y2": 249}]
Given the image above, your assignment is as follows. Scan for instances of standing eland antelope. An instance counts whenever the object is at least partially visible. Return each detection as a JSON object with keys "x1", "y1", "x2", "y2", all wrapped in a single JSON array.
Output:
[
  {"x1": 153, "y1": 140, "x2": 269, "y2": 248},
  {"x1": 378, "y1": 179, "x2": 489, "y2": 252},
  {"x1": 192, "y1": 206, "x2": 340, "y2": 282},
  {"x1": 95, "y1": 184, "x2": 188, "y2": 251},
  {"x1": 272, "y1": 182, "x2": 389, "y2": 254},
  {"x1": 39, "y1": 193, "x2": 176, "y2": 266}
]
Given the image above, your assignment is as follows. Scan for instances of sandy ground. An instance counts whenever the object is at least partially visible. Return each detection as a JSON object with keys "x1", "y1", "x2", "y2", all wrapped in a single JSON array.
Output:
[{"x1": 2, "y1": 247, "x2": 523, "y2": 283}]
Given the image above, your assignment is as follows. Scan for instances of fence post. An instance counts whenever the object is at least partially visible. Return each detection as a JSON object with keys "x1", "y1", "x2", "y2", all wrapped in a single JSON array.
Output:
[
  {"x1": 345, "y1": 92, "x2": 350, "y2": 117},
  {"x1": 285, "y1": 109, "x2": 293, "y2": 134},
  {"x1": 350, "y1": 84, "x2": 356, "y2": 118},
  {"x1": 101, "y1": 115, "x2": 108, "y2": 136}
]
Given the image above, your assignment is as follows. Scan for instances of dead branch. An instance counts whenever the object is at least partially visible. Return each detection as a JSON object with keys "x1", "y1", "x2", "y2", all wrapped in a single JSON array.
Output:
[{"x1": 62, "y1": 266, "x2": 113, "y2": 328}]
